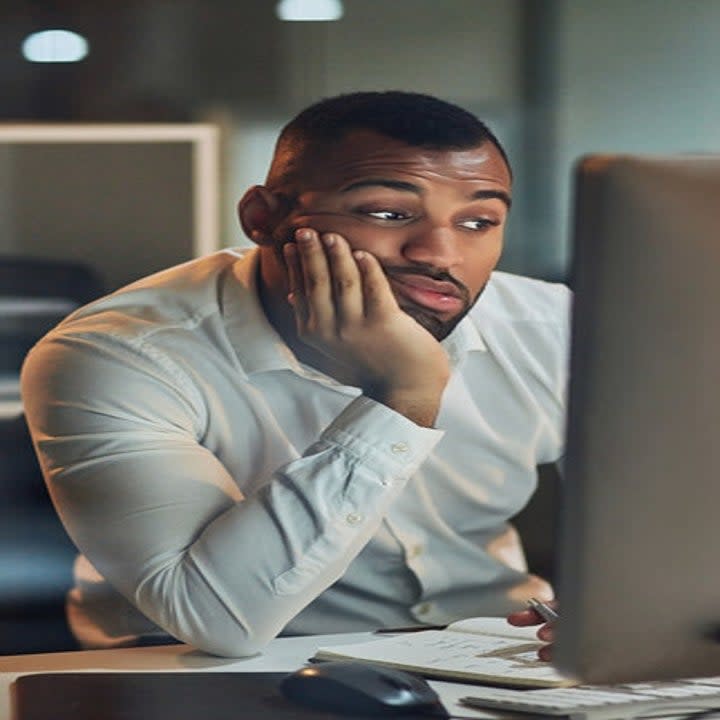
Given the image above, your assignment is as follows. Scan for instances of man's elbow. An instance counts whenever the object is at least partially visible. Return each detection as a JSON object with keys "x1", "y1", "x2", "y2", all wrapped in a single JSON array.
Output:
[
  {"x1": 190, "y1": 626, "x2": 277, "y2": 658},
  {"x1": 148, "y1": 600, "x2": 282, "y2": 658}
]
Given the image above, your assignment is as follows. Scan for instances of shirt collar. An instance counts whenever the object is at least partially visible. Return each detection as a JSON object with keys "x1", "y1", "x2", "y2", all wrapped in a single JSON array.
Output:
[
  {"x1": 222, "y1": 248, "x2": 303, "y2": 376},
  {"x1": 442, "y1": 313, "x2": 487, "y2": 367}
]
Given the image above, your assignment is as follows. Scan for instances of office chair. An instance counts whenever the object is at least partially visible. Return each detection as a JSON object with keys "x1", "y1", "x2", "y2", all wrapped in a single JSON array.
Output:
[
  {"x1": 0, "y1": 256, "x2": 103, "y2": 654},
  {"x1": 0, "y1": 256, "x2": 104, "y2": 375},
  {"x1": 0, "y1": 256, "x2": 103, "y2": 305}
]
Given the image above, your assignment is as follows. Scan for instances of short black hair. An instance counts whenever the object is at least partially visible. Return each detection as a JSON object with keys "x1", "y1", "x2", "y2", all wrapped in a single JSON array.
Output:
[{"x1": 266, "y1": 91, "x2": 511, "y2": 190}]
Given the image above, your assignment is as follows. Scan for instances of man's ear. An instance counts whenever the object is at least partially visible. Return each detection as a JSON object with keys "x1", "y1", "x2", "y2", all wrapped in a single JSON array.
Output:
[{"x1": 237, "y1": 185, "x2": 287, "y2": 246}]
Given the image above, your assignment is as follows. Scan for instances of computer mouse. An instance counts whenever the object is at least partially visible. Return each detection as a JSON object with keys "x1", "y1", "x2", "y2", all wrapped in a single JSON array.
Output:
[{"x1": 280, "y1": 660, "x2": 448, "y2": 716}]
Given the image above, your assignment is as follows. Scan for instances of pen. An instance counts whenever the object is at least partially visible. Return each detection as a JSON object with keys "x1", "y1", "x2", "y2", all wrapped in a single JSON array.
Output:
[{"x1": 527, "y1": 597, "x2": 559, "y2": 623}]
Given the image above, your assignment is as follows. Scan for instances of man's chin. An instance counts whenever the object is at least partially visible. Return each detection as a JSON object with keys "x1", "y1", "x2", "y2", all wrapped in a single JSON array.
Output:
[
  {"x1": 400, "y1": 283, "x2": 487, "y2": 341},
  {"x1": 401, "y1": 304, "x2": 465, "y2": 342}
]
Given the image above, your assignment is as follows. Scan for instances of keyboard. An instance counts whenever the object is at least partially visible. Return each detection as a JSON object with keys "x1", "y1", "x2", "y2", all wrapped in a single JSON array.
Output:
[{"x1": 460, "y1": 677, "x2": 720, "y2": 720}]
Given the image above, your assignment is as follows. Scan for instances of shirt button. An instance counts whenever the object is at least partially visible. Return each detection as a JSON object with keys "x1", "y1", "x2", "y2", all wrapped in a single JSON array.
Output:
[
  {"x1": 345, "y1": 512, "x2": 364, "y2": 526},
  {"x1": 408, "y1": 544, "x2": 424, "y2": 559},
  {"x1": 391, "y1": 442, "x2": 409, "y2": 454},
  {"x1": 415, "y1": 602, "x2": 433, "y2": 616}
]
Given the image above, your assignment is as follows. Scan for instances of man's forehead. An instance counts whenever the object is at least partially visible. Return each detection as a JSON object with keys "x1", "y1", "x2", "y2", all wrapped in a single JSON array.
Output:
[{"x1": 300, "y1": 130, "x2": 512, "y2": 191}]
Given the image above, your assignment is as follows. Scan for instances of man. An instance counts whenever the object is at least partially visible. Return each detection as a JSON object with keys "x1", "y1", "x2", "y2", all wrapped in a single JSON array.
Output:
[{"x1": 21, "y1": 91, "x2": 568, "y2": 657}]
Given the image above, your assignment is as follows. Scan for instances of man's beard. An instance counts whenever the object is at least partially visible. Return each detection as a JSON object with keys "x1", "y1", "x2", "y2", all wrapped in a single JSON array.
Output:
[
  {"x1": 399, "y1": 302, "x2": 466, "y2": 341},
  {"x1": 384, "y1": 264, "x2": 481, "y2": 341}
]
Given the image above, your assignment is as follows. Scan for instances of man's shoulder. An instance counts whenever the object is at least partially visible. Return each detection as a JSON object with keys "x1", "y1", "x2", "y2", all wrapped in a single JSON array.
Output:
[
  {"x1": 472, "y1": 270, "x2": 571, "y2": 327},
  {"x1": 56, "y1": 247, "x2": 256, "y2": 343}
]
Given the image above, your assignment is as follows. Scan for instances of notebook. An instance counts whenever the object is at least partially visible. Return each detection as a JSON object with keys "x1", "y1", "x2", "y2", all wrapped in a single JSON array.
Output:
[{"x1": 313, "y1": 617, "x2": 578, "y2": 688}]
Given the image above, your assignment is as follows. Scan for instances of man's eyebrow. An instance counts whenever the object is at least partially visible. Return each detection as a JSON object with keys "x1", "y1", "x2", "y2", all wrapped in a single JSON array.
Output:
[
  {"x1": 340, "y1": 179, "x2": 420, "y2": 194},
  {"x1": 472, "y1": 189, "x2": 512, "y2": 209},
  {"x1": 340, "y1": 179, "x2": 512, "y2": 209}
]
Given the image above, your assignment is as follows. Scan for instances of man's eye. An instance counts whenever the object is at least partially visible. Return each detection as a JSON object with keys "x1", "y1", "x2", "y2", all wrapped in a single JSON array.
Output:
[
  {"x1": 363, "y1": 209, "x2": 410, "y2": 221},
  {"x1": 459, "y1": 218, "x2": 497, "y2": 231}
]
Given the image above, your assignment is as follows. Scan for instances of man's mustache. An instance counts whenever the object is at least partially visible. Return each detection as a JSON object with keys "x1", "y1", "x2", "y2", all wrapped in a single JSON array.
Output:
[{"x1": 382, "y1": 263, "x2": 471, "y2": 306}]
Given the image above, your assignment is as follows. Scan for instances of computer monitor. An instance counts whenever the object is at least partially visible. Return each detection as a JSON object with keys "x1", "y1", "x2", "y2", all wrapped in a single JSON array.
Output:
[{"x1": 555, "y1": 154, "x2": 720, "y2": 684}]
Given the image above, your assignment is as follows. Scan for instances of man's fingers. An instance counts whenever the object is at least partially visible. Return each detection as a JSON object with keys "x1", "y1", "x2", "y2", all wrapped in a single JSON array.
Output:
[
  {"x1": 283, "y1": 242, "x2": 308, "y2": 328},
  {"x1": 538, "y1": 624, "x2": 555, "y2": 642},
  {"x1": 538, "y1": 643, "x2": 553, "y2": 662},
  {"x1": 507, "y1": 608, "x2": 545, "y2": 626},
  {"x1": 287, "y1": 229, "x2": 368, "y2": 342},
  {"x1": 324, "y1": 233, "x2": 363, "y2": 325},
  {"x1": 507, "y1": 605, "x2": 555, "y2": 663},
  {"x1": 295, "y1": 229, "x2": 335, "y2": 333},
  {"x1": 354, "y1": 250, "x2": 398, "y2": 317}
]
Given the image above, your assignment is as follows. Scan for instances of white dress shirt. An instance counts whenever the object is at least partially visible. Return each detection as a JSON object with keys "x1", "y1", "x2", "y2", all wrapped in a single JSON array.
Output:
[{"x1": 21, "y1": 248, "x2": 570, "y2": 657}]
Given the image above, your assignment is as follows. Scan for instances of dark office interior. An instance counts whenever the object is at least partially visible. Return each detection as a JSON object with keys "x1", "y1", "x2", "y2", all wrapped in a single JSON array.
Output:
[{"x1": 1, "y1": 0, "x2": 719, "y2": 656}]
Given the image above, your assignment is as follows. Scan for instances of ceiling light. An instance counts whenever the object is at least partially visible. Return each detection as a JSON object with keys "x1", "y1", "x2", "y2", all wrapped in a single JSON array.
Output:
[
  {"x1": 22, "y1": 29, "x2": 89, "y2": 63},
  {"x1": 276, "y1": 0, "x2": 343, "y2": 22}
]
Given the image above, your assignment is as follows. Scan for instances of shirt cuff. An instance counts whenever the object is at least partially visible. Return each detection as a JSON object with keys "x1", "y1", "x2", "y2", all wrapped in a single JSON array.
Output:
[{"x1": 318, "y1": 395, "x2": 444, "y2": 482}]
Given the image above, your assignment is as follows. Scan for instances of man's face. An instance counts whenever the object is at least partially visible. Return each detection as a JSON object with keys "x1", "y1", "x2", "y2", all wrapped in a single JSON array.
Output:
[{"x1": 272, "y1": 130, "x2": 512, "y2": 340}]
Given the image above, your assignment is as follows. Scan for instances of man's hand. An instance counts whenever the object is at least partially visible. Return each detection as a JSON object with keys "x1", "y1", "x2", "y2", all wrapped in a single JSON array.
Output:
[
  {"x1": 283, "y1": 228, "x2": 451, "y2": 427},
  {"x1": 507, "y1": 601, "x2": 557, "y2": 662}
]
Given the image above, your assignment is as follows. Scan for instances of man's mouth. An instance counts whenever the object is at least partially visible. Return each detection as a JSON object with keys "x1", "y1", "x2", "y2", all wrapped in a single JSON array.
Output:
[{"x1": 388, "y1": 274, "x2": 466, "y2": 313}]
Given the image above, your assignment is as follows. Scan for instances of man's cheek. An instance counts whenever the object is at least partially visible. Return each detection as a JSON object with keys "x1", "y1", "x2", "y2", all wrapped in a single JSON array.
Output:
[{"x1": 289, "y1": 214, "x2": 372, "y2": 239}]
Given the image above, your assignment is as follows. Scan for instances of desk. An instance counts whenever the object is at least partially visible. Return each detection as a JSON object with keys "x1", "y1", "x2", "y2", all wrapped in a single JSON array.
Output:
[{"x1": 0, "y1": 633, "x2": 498, "y2": 720}]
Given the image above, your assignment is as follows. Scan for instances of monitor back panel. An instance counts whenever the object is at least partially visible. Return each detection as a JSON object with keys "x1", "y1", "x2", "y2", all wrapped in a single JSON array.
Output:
[{"x1": 556, "y1": 154, "x2": 720, "y2": 683}]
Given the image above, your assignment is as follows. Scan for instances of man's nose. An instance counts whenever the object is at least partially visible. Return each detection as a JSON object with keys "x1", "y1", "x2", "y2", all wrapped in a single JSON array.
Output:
[{"x1": 401, "y1": 225, "x2": 463, "y2": 269}]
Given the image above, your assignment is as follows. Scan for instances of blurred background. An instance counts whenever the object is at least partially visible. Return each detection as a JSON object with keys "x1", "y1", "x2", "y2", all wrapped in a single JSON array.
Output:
[
  {"x1": 3, "y1": 0, "x2": 720, "y2": 282},
  {"x1": 1, "y1": 0, "x2": 719, "y2": 654}
]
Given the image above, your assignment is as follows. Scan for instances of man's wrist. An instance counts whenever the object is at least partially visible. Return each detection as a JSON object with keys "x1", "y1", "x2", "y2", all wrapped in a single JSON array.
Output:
[{"x1": 365, "y1": 384, "x2": 446, "y2": 428}]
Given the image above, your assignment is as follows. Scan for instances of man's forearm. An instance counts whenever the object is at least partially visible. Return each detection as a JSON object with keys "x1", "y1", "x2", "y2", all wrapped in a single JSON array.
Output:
[
  {"x1": 25, "y1": 331, "x2": 443, "y2": 658},
  {"x1": 125, "y1": 398, "x2": 442, "y2": 656},
  {"x1": 365, "y1": 384, "x2": 446, "y2": 428}
]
